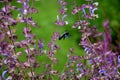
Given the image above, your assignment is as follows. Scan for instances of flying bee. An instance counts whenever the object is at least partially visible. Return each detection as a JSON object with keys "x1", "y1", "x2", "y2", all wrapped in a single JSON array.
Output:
[{"x1": 59, "y1": 32, "x2": 70, "y2": 40}]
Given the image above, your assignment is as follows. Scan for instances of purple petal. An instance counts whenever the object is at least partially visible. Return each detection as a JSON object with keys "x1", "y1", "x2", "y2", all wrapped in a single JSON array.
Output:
[
  {"x1": 76, "y1": 62, "x2": 82, "y2": 67},
  {"x1": 118, "y1": 55, "x2": 120, "y2": 63},
  {"x1": 2, "y1": 70, "x2": 8, "y2": 80},
  {"x1": 82, "y1": 8, "x2": 86, "y2": 15},
  {"x1": 39, "y1": 43, "x2": 44, "y2": 49},
  {"x1": 91, "y1": 8, "x2": 98, "y2": 14},
  {"x1": 103, "y1": 20, "x2": 109, "y2": 27},
  {"x1": 62, "y1": 14, "x2": 67, "y2": 21}
]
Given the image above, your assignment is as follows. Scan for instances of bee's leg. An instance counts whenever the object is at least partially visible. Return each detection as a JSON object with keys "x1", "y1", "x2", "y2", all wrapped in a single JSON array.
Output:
[{"x1": 59, "y1": 37, "x2": 62, "y2": 40}]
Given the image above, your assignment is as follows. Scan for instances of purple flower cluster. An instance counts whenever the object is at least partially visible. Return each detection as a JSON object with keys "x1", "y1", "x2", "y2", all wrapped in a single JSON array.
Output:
[
  {"x1": 55, "y1": 0, "x2": 68, "y2": 26},
  {"x1": 72, "y1": 1, "x2": 98, "y2": 19},
  {"x1": 0, "y1": 0, "x2": 120, "y2": 80},
  {"x1": 0, "y1": 0, "x2": 60, "y2": 79}
]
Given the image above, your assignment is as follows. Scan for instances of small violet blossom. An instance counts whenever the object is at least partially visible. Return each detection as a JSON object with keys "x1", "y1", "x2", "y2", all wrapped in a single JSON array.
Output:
[{"x1": 55, "y1": 15, "x2": 68, "y2": 26}]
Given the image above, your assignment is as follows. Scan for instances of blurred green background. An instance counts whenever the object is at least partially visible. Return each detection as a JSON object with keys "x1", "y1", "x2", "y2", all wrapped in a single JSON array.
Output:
[{"x1": 0, "y1": 0, "x2": 120, "y2": 79}]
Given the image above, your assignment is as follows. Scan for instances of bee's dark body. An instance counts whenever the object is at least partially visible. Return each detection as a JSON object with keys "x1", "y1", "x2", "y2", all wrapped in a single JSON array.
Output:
[{"x1": 59, "y1": 32, "x2": 70, "y2": 40}]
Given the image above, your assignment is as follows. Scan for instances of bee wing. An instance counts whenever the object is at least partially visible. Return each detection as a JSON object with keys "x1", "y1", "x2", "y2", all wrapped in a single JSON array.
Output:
[{"x1": 59, "y1": 36, "x2": 63, "y2": 40}]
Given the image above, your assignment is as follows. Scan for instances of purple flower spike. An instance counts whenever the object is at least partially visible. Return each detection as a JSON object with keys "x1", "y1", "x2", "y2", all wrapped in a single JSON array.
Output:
[
  {"x1": 52, "y1": 32, "x2": 60, "y2": 41},
  {"x1": 103, "y1": 20, "x2": 112, "y2": 52},
  {"x1": 2, "y1": 70, "x2": 8, "y2": 80},
  {"x1": 103, "y1": 20, "x2": 109, "y2": 27}
]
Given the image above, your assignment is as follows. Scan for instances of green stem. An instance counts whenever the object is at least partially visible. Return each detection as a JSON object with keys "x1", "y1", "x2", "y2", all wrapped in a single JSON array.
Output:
[
  {"x1": 25, "y1": 12, "x2": 34, "y2": 80},
  {"x1": 61, "y1": 56, "x2": 69, "y2": 74}
]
